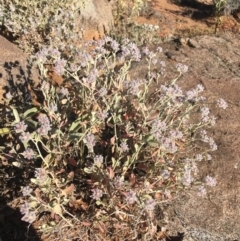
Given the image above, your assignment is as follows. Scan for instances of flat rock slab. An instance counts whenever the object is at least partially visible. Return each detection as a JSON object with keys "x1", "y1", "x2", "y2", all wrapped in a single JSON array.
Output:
[
  {"x1": 127, "y1": 32, "x2": 240, "y2": 240},
  {"x1": 74, "y1": 0, "x2": 114, "y2": 40},
  {"x1": 0, "y1": 35, "x2": 40, "y2": 103}
]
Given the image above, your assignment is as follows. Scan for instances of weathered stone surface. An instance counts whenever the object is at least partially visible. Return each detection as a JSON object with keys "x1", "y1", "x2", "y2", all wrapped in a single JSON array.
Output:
[
  {"x1": 0, "y1": 35, "x2": 40, "y2": 103},
  {"x1": 74, "y1": 0, "x2": 115, "y2": 40},
  {"x1": 124, "y1": 31, "x2": 240, "y2": 240}
]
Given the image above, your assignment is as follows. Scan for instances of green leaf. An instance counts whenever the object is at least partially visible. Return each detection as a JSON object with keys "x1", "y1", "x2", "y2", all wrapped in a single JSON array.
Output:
[
  {"x1": 29, "y1": 201, "x2": 38, "y2": 209},
  {"x1": 23, "y1": 107, "x2": 38, "y2": 119},
  {"x1": 96, "y1": 200, "x2": 106, "y2": 206},
  {"x1": 0, "y1": 127, "x2": 11, "y2": 136},
  {"x1": 25, "y1": 119, "x2": 38, "y2": 129},
  {"x1": 10, "y1": 106, "x2": 20, "y2": 126},
  {"x1": 12, "y1": 161, "x2": 22, "y2": 168},
  {"x1": 134, "y1": 143, "x2": 139, "y2": 151},
  {"x1": 145, "y1": 134, "x2": 154, "y2": 142},
  {"x1": 112, "y1": 157, "x2": 117, "y2": 168},
  {"x1": 84, "y1": 168, "x2": 93, "y2": 174},
  {"x1": 148, "y1": 141, "x2": 159, "y2": 147},
  {"x1": 67, "y1": 133, "x2": 83, "y2": 141},
  {"x1": 31, "y1": 178, "x2": 37, "y2": 184},
  {"x1": 69, "y1": 118, "x2": 81, "y2": 132}
]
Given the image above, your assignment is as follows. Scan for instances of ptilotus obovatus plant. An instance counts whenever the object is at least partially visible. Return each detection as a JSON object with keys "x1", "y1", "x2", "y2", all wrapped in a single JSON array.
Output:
[
  {"x1": 0, "y1": 0, "x2": 84, "y2": 53},
  {"x1": 0, "y1": 36, "x2": 227, "y2": 238}
]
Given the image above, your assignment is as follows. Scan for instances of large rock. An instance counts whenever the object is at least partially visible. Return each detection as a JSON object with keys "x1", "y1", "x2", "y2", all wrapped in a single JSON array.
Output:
[
  {"x1": 0, "y1": 35, "x2": 40, "y2": 103},
  {"x1": 74, "y1": 0, "x2": 115, "y2": 40}
]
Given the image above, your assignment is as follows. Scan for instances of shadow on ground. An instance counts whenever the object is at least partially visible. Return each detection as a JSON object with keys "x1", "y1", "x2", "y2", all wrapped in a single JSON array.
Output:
[{"x1": 0, "y1": 197, "x2": 41, "y2": 241}]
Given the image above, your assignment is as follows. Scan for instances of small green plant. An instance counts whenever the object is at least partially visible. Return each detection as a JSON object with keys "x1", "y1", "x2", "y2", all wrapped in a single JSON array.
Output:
[
  {"x1": 111, "y1": 0, "x2": 161, "y2": 45},
  {"x1": 0, "y1": 0, "x2": 85, "y2": 53},
  {"x1": 0, "y1": 36, "x2": 227, "y2": 239}
]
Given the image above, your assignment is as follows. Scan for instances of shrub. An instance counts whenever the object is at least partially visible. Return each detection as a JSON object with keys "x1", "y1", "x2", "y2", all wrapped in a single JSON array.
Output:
[
  {"x1": 0, "y1": 0, "x2": 228, "y2": 239},
  {"x1": 0, "y1": 0, "x2": 85, "y2": 53},
  {"x1": 111, "y1": 0, "x2": 161, "y2": 45},
  {"x1": 0, "y1": 35, "x2": 227, "y2": 238}
]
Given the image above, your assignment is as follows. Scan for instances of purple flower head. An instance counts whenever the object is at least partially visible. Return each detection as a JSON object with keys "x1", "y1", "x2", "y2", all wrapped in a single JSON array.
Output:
[
  {"x1": 93, "y1": 155, "x2": 103, "y2": 168},
  {"x1": 49, "y1": 103, "x2": 58, "y2": 113},
  {"x1": 126, "y1": 190, "x2": 138, "y2": 204},
  {"x1": 37, "y1": 125, "x2": 52, "y2": 136},
  {"x1": 161, "y1": 84, "x2": 183, "y2": 102},
  {"x1": 160, "y1": 61, "x2": 166, "y2": 67},
  {"x1": 37, "y1": 114, "x2": 52, "y2": 135},
  {"x1": 84, "y1": 132, "x2": 96, "y2": 151},
  {"x1": 152, "y1": 58, "x2": 158, "y2": 65},
  {"x1": 37, "y1": 114, "x2": 50, "y2": 126},
  {"x1": 124, "y1": 79, "x2": 142, "y2": 96},
  {"x1": 15, "y1": 121, "x2": 27, "y2": 133},
  {"x1": 41, "y1": 81, "x2": 50, "y2": 92},
  {"x1": 5, "y1": 92, "x2": 13, "y2": 99},
  {"x1": 35, "y1": 48, "x2": 48, "y2": 63},
  {"x1": 21, "y1": 211, "x2": 36, "y2": 223},
  {"x1": 54, "y1": 59, "x2": 67, "y2": 75},
  {"x1": 169, "y1": 130, "x2": 183, "y2": 140},
  {"x1": 22, "y1": 186, "x2": 33, "y2": 196},
  {"x1": 151, "y1": 119, "x2": 167, "y2": 141},
  {"x1": 129, "y1": 43, "x2": 141, "y2": 61},
  {"x1": 35, "y1": 168, "x2": 48, "y2": 182},
  {"x1": 119, "y1": 140, "x2": 129, "y2": 153},
  {"x1": 207, "y1": 115, "x2": 217, "y2": 126},
  {"x1": 164, "y1": 190, "x2": 171, "y2": 199},
  {"x1": 182, "y1": 167, "x2": 194, "y2": 186},
  {"x1": 208, "y1": 137, "x2": 217, "y2": 151},
  {"x1": 104, "y1": 36, "x2": 113, "y2": 43},
  {"x1": 197, "y1": 185, "x2": 207, "y2": 197},
  {"x1": 78, "y1": 52, "x2": 93, "y2": 68},
  {"x1": 91, "y1": 188, "x2": 103, "y2": 200},
  {"x1": 161, "y1": 169, "x2": 170, "y2": 180},
  {"x1": 201, "y1": 106, "x2": 210, "y2": 119},
  {"x1": 121, "y1": 45, "x2": 131, "y2": 59},
  {"x1": 22, "y1": 148, "x2": 35, "y2": 160},
  {"x1": 60, "y1": 87, "x2": 69, "y2": 97},
  {"x1": 195, "y1": 154, "x2": 203, "y2": 162},
  {"x1": 196, "y1": 84, "x2": 204, "y2": 93},
  {"x1": 156, "y1": 46, "x2": 163, "y2": 53},
  {"x1": 110, "y1": 40, "x2": 120, "y2": 52},
  {"x1": 142, "y1": 47, "x2": 150, "y2": 56},
  {"x1": 85, "y1": 68, "x2": 98, "y2": 84},
  {"x1": 161, "y1": 137, "x2": 178, "y2": 153},
  {"x1": 19, "y1": 132, "x2": 31, "y2": 143},
  {"x1": 144, "y1": 198, "x2": 156, "y2": 211},
  {"x1": 186, "y1": 89, "x2": 198, "y2": 101},
  {"x1": 217, "y1": 98, "x2": 228, "y2": 109},
  {"x1": 205, "y1": 175, "x2": 217, "y2": 187},
  {"x1": 200, "y1": 129, "x2": 209, "y2": 143},
  {"x1": 69, "y1": 63, "x2": 78, "y2": 72},
  {"x1": 152, "y1": 120, "x2": 167, "y2": 132},
  {"x1": 48, "y1": 48, "x2": 61, "y2": 59},
  {"x1": 98, "y1": 87, "x2": 107, "y2": 97},
  {"x1": 121, "y1": 41, "x2": 141, "y2": 61},
  {"x1": 97, "y1": 110, "x2": 109, "y2": 121},
  {"x1": 176, "y1": 63, "x2": 188, "y2": 73},
  {"x1": 206, "y1": 154, "x2": 212, "y2": 161},
  {"x1": 114, "y1": 176, "x2": 124, "y2": 189},
  {"x1": 20, "y1": 202, "x2": 30, "y2": 214}
]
